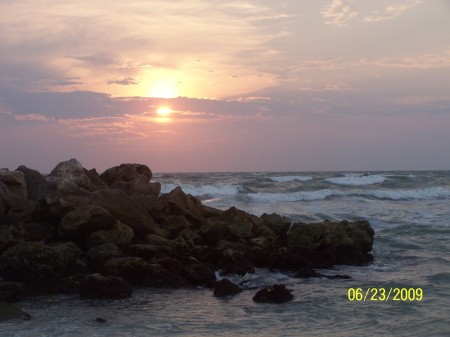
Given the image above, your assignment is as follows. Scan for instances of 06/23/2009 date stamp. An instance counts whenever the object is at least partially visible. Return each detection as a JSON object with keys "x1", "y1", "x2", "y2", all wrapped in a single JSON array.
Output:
[{"x1": 347, "y1": 287, "x2": 423, "y2": 302}]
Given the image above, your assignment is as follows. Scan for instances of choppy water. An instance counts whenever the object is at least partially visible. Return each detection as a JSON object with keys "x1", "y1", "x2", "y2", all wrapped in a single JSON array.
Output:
[{"x1": 3, "y1": 171, "x2": 450, "y2": 336}]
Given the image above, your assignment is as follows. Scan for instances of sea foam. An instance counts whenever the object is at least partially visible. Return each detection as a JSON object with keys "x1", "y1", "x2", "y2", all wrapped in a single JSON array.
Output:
[
  {"x1": 324, "y1": 173, "x2": 386, "y2": 186},
  {"x1": 160, "y1": 183, "x2": 240, "y2": 197},
  {"x1": 269, "y1": 175, "x2": 313, "y2": 182},
  {"x1": 366, "y1": 187, "x2": 450, "y2": 200},
  {"x1": 247, "y1": 189, "x2": 336, "y2": 202}
]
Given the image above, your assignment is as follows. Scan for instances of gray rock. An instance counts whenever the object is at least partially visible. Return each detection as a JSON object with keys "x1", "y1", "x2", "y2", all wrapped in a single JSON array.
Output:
[
  {"x1": 100, "y1": 163, "x2": 152, "y2": 185},
  {"x1": 287, "y1": 220, "x2": 374, "y2": 266},
  {"x1": 80, "y1": 273, "x2": 132, "y2": 299},
  {"x1": 58, "y1": 205, "x2": 116, "y2": 240},
  {"x1": 85, "y1": 221, "x2": 134, "y2": 248},
  {"x1": 86, "y1": 243, "x2": 123, "y2": 270},
  {"x1": 49, "y1": 158, "x2": 92, "y2": 190},
  {"x1": 0, "y1": 242, "x2": 82, "y2": 289},
  {"x1": 0, "y1": 170, "x2": 28, "y2": 199},
  {"x1": 104, "y1": 257, "x2": 149, "y2": 283},
  {"x1": 16, "y1": 165, "x2": 47, "y2": 200},
  {"x1": 91, "y1": 189, "x2": 164, "y2": 238}
]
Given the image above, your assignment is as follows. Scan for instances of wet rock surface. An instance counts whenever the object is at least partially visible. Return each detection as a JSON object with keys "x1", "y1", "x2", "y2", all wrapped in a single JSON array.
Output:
[
  {"x1": 213, "y1": 279, "x2": 243, "y2": 297},
  {"x1": 253, "y1": 284, "x2": 293, "y2": 303},
  {"x1": 0, "y1": 158, "x2": 374, "y2": 301}
]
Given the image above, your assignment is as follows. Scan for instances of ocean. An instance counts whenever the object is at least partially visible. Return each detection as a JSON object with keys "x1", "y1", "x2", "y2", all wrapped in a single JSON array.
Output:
[{"x1": 2, "y1": 171, "x2": 450, "y2": 336}]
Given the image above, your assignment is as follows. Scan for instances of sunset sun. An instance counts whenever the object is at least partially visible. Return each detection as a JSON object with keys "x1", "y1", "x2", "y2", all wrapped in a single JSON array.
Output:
[{"x1": 156, "y1": 106, "x2": 172, "y2": 116}]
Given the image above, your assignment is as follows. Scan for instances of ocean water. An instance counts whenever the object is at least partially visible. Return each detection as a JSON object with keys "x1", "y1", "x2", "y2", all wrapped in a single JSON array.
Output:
[{"x1": 2, "y1": 171, "x2": 450, "y2": 336}]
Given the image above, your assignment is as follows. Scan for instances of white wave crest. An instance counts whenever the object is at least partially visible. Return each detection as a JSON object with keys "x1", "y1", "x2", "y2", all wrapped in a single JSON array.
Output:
[
  {"x1": 248, "y1": 189, "x2": 337, "y2": 202},
  {"x1": 325, "y1": 173, "x2": 386, "y2": 186},
  {"x1": 160, "y1": 183, "x2": 240, "y2": 197},
  {"x1": 270, "y1": 175, "x2": 313, "y2": 182},
  {"x1": 366, "y1": 187, "x2": 450, "y2": 200}
]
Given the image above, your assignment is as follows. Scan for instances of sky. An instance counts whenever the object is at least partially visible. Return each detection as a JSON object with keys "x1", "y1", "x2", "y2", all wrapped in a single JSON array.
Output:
[{"x1": 1, "y1": 0, "x2": 449, "y2": 173}]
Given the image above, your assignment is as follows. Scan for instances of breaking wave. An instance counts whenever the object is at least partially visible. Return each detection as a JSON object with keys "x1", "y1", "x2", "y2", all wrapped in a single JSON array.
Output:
[
  {"x1": 160, "y1": 183, "x2": 240, "y2": 197},
  {"x1": 246, "y1": 187, "x2": 450, "y2": 203},
  {"x1": 364, "y1": 187, "x2": 450, "y2": 200},
  {"x1": 269, "y1": 175, "x2": 314, "y2": 182},
  {"x1": 324, "y1": 173, "x2": 387, "y2": 186}
]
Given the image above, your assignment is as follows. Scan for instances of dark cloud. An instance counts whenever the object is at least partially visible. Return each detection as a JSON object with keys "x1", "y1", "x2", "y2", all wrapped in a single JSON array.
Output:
[
  {"x1": 71, "y1": 54, "x2": 117, "y2": 66},
  {"x1": 107, "y1": 77, "x2": 140, "y2": 85},
  {"x1": 51, "y1": 77, "x2": 84, "y2": 86}
]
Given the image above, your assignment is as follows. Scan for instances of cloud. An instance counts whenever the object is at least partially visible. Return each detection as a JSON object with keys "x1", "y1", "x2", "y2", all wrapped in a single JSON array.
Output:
[
  {"x1": 363, "y1": 0, "x2": 424, "y2": 23},
  {"x1": 368, "y1": 50, "x2": 450, "y2": 69},
  {"x1": 14, "y1": 113, "x2": 54, "y2": 122},
  {"x1": 0, "y1": 0, "x2": 299, "y2": 99},
  {"x1": 51, "y1": 77, "x2": 84, "y2": 86},
  {"x1": 107, "y1": 77, "x2": 140, "y2": 86},
  {"x1": 321, "y1": 0, "x2": 358, "y2": 27}
]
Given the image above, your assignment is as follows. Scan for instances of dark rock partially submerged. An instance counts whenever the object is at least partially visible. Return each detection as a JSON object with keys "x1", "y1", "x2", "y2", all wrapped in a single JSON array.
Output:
[
  {"x1": 79, "y1": 273, "x2": 132, "y2": 299},
  {"x1": 253, "y1": 284, "x2": 293, "y2": 303},
  {"x1": 0, "y1": 158, "x2": 375, "y2": 300},
  {"x1": 213, "y1": 279, "x2": 242, "y2": 297},
  {"x1": 0, "y1": 301, "x2": 31, "y2": 321}
]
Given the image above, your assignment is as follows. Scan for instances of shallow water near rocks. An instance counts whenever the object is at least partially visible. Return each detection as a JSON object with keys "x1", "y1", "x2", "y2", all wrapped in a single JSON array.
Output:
[{"x1": 3, "y1": 171, "x2": 450, "y2": 336}]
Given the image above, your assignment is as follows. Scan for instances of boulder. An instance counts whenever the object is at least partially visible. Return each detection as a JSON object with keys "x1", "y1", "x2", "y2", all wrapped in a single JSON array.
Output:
[
  {"x1": 124, "y1": 244, "x2": 171, "y2": 260},
  {"x1": 85, "y1": 221, "x2": 134, "y2": 248},
  {"x1": 0, "y1": 182, "x2": 34, "y2": 225},
  {"x1": 16, "y1": 165, "x2": 47, "y2": 200},
  {"x1": 253, "y1": 284, "x2": 293, "y2": 303},
  {"x1": 217, "y1": 248, "x2": 255, "y2": 276},
  {"x1": 100, "y1": 163, "x2": 160, "y2": 196},
  {"x1": 145, "y1": 234, "x2": 172, "y2": 246},
  {"x1": 287, "y1": 220, "x2": 374, "y2": 267},
  {"x1": 91, "y1": 189, "x2": 164, "y2": 238},
  {"x1": 143, "y1": 264, "x2": 189, "y2": 288},
  {"x1": 104, "y1": 257, "x2": 149, "y2": 283},
  {"x1": 0, "y1": 282, "x2": 26, "y2": 302},
  {"x1": 0, "y1": 170, "x2": 28, "y2": 199},
  {"x1": 100, "y1": 163, "x2": 152, "y2": 185},
  {"x1": 260, "y1": 213, "x2": 291, "y2": 237},
  {"x1": 0, "y1": 242, "x2": 82, "y2": 291},
  {"x1": 199, "y1": 220, "x2": 227, "y2": 245},
  {"x1": 83, "y1": 168, "x2": 108, "y2": 189},
  {"x1": 0, "y1": 224, "x2": 27, "y2": 253},
  {"x1": 79, "y1": 273, "x2": 132, "y2": 299},
  {"x1": 163, "y1": 215, "x2": 193, "y2": 238},
  {"x1": 132, "y1": 195, "x2": 166, "y2": 221},
  {"x1": 220, "y1": 207, "x2": 258, "y2": 241},
  {"x1": 38, "y1": 159, "x2": 100, "y2": 220},
  {"x1": 22, "y1": 222, "x2": 56, "y2": 243},
  {"x1": 213, "y1": 279, "x2": 242, "y2": 297},
  {"x1": 58, "y1": 205, "x2": 116, "y2": 240},
  {"x1": 159, "y1": 187, "x2": 203, "y2": 224},
  {"x1": 0, "y1": 301, "x2": 31, "y2": 321},
  {"x1": 49, "y1": 159, "x2": 92, "y2": 190},
  {"x1": 86, "y1": 243, "x2": 123, "y2": 271},
  {"x1": 109, "y1": 179, "x2": 161, "y2": 197},
  {"x1": 200, "y1": 205, "x2": 224, "y2": 218},
  {"x1": 183, "y1": 260, "x2": 216, "y2": 287},
  {"x1": 176, "y1": 228, "x2": 203, "y2": 248}
]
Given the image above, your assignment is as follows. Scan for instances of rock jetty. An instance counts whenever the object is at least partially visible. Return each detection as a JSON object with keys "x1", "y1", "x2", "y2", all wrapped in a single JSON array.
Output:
[{"x1": 0, "y1": 159, "x2": 374, "y2": 301}]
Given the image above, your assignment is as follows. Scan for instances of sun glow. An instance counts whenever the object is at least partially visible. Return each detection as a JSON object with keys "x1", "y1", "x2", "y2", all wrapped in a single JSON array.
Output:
[
  {"x1": 153, "y1": 106, "x2": 173, "y2": 124},
  {"x1": 148, "y1": 79, "x2": 179, "y2": 98},
  {"x1": 156, "y1": 106, "x2": 172, "y2": 116}
]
